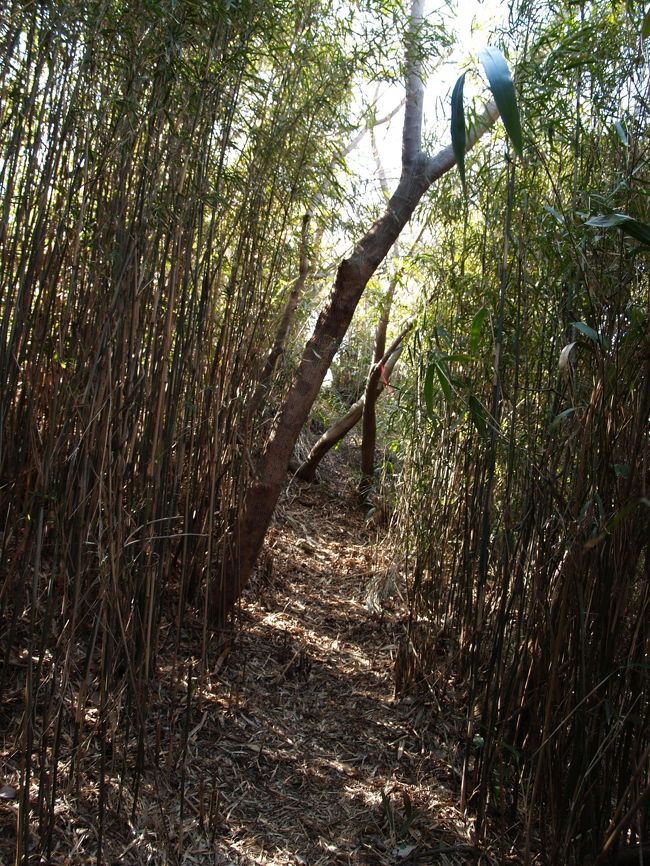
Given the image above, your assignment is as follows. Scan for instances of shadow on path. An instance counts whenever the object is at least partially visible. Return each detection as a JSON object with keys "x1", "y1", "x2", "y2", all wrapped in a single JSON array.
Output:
[
  {"x1": 0, "y1": 479, "x2": 486, "y2": 866},
  {"x1": 167, "y1": 481, "x2": 483, "y2": 866}
]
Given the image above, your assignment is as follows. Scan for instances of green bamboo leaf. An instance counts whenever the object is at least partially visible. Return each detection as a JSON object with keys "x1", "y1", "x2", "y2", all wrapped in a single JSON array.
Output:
[
  {"x1": 478, "y1": 47, "x2": 523, "y2": 156},
  {"x1": 585, "y1": 213, "x2": 629, "y2": 228},
  {"x1": 586, "y1": 213, "x2": 650, "y2": 246},
  {"x1": 468, "y1": 395, "x2": 489, "y2": 440},
  {"x1": 469, "y1": 307, "x2": 488, "y2": 353},
  {"x1": 435, "y1": 324, "x2": 452, "y2": 348},
  {"x1": 435, "y1": 361, "x2": 453, "y2": 404},
  {"x1": 549, "y1": 407, "x2": 575, "y2": 432},
  {"x1": 544, "y1": 205, "x2": 565, "y2": 225},
  {"x1": 451, "y1": 73, "x2": 466, "y2": 192},
  {"x1": 613, "y1": 120, "x2": 628, "y2": 146},
  {"x1": 572, "y1": 321, "x2": 609, "y2": 349},
  {"x1": 572, "y1": 321, "x2": 600, "y2": 344},
  {"x1": 619, "y1": 219, "x2": 650, "y2": 246}
]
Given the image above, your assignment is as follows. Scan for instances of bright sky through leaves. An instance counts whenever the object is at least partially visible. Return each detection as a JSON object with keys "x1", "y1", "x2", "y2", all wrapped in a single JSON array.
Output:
[{"x1": 379, "y1": 0, "x2": 508, "y2": 174}]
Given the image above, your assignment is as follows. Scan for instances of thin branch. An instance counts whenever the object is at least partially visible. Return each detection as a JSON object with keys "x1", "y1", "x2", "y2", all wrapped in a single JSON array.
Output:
[
  {"x1": 402, "y1": 0, "x2": 426, "y2": 165},
  {"x1": 423, "y1": 98, "x2": 500, "y2": 184},
  {"x1": 295, "y1": 321, "x2": 414, "y2": 481}
]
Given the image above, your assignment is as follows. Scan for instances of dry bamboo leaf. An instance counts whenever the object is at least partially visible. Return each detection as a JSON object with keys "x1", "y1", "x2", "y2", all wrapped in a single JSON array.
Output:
[{"x1": 559, "y1": 341, "x2": 576, "y2": 375}]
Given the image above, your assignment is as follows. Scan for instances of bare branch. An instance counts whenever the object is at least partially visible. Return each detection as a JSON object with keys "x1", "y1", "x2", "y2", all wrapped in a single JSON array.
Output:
[
  {"x1": 402, "y1": 0, "x2": 426, "y2": 166},
  {"x1": 423, "y1": 98, "x2": 500, "y2": 184},
  {"x1": 295, "y1": 321, "x2": 413, "y2": 481}
]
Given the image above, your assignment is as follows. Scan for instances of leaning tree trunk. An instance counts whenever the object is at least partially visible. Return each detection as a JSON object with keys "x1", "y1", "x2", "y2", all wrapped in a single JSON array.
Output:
[
  {"x1": 252, "y1": 99, "x2": 405, "y2": 414},
  {"x1": 295, "y1": 329, "x2": 408, "y2": 481},
  {"x1": 360, "y1": 125, "x2": 403, "y2": 493},
  {"x1": 222, "y1": 0, "x2": 500, "y2": 614}
]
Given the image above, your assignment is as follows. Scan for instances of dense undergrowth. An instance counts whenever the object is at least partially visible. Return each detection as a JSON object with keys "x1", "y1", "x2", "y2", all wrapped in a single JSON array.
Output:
[
  {"x1": 0, "y1": 0, "x2": 648, "y2": 863},
  {"x1": 386, "y1": 7, "x2": 650, "y2": 861}
]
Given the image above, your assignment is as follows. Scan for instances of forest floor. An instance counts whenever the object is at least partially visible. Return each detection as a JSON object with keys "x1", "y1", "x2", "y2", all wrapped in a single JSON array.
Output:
[{"x1": 1, "y1": 453, "x2": 520, "y2": 866}]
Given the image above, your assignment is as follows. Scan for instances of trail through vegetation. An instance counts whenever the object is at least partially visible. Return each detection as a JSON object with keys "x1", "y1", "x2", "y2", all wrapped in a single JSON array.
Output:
[
  {"x1": 1, "y1": 1, "x2": 649, "y2": 863},
  {"x1": 0, "y1": 456, "x2": 515, "y2": 865}
]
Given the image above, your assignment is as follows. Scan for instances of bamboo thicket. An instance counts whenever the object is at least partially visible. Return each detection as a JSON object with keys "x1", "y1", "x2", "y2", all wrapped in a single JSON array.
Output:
[
  {"x1": 391, "y1": 4, "x2": 650, "y2": 863},
  {"x1": 0, "y1": 0, "x2": 362, "y2": 859}
]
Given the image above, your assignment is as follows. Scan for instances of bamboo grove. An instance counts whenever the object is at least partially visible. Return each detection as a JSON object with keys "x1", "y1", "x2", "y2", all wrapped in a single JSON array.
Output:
[
  {"x1": 390, "y1": 3, "x2": 650, "y2": 864},
  {"x1": 0, "y1": 0, "x2": 649, "y2": 863},
  {"x1": 0, "y1": 0, "x2": 372, "y2": 860}
]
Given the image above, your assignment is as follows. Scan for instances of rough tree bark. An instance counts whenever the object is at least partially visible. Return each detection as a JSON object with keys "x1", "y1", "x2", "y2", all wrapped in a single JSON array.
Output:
[
  {"x1": 305, "y1": 146, "x2": 429, "y2": 488},
  {"x1": 223, "y1": 0, "x2": 501, "y2": 613},
  {"x1": 360, "y1": 125, "x2": 400, "y2": 493},
  {"x1": 252, "y1": 99, "x2": 405, "y2": 413},
  {"x1": 295, "y1": 324, "x2": 412, "y2": 481}
]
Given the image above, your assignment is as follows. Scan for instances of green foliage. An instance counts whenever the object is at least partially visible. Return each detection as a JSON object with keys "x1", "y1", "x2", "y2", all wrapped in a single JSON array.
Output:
[
  {"x1": 478, "y1": 47, "x2": 524, "y2": 155},
  {"x1": 585, "y1": 212, "x2": 650, "y2": 246},
  {"x1": 469, "y1": 307, "x2": 489, "y2": 354},
  {"x1": 393, "y1": 3, "x2": 650, "y2": 863},
  {"x1": 420, "y1": 305, "x2": 493, "y2": 438},
  {"x1": 451, "y1": 47, "x2": 522, "y2": 196}
]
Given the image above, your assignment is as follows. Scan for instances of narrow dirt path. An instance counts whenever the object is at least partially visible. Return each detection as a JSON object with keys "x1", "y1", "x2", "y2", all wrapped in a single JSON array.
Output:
[
  {"x1": 0, "y1": 475, "x2": 497, "y2": 866},
  {"x1": 165, "y1": 479, "x2": 487, "y2": 866}
]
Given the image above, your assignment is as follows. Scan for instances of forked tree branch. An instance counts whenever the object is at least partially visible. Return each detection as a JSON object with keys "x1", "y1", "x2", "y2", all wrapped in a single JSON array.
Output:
[{"x1": 227, "y1": 0, "x2": 503, "y2": 613}]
